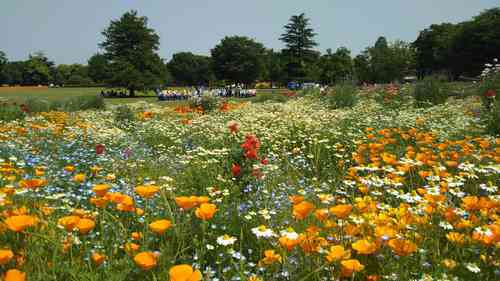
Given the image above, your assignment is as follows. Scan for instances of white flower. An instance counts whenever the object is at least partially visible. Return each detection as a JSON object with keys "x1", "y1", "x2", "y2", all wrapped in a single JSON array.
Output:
[
  {"x1": 280, "y1": 228, "x2": 299, "y2": 240},
  {"x1": 251, "y1": 225, "x2": 277, "y2": 238},
  {"x1": 216, "y1": 235, "x2": 237, "y2": 246},
  {"x1": 465, "y1": 263, "x2": 480, "y2": 273}
]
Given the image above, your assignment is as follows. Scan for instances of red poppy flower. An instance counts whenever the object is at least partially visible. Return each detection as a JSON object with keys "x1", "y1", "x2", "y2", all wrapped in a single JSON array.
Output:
[
  {"x1": 95, "y1": 144, "x2": 105, "y2": 155},
  {"x1": 231, "y1": 163, "x2": 241, "y2": 177},
  {"x1": 485, "y1": 90, "x2": 496, "y2": 97}
]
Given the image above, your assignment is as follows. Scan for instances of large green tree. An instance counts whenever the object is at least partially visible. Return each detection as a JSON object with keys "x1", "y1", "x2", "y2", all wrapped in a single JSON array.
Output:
[
  {"x1": 167, "y1": 52, "x2": 214, "y2": 86},
  {"x1": 25, "y1": 52, "x2": 54, "y2": 85},
  {"x1": 280, "y1": 13, "x2": 318, "y2": 82},
  {"x1": 211, "y1": 36, "x2": 266, "y2": 84},
  {"x1": 0, "y1": 51, "x2": 7, "y2": 84},
  {"x1": 319, "y1": 47, "x2": 353, "y2": 84},
  {"x1": 100, "y1": 10, "x2": 167, "y2": 96},
  {"x1": 88, "y1": 53, "x2": 110, "y2": 84}
]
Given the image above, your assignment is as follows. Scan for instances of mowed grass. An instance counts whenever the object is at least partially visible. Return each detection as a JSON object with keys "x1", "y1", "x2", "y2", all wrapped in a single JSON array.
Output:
[{"x1": 0, "y1": 86, "x2": 288, "y2": 107}]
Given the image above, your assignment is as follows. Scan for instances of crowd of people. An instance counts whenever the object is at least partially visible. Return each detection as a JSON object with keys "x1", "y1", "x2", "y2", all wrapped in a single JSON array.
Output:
[{"x1": 155, "y1": 86, "x2": 257, "y2": 101}]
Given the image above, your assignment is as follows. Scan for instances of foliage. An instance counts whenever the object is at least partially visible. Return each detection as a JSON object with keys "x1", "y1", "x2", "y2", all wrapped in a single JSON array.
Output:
[
  {"x1": 189, "y1": 94, "x2": 220, "y2": 112},
  {"x1": 88, "y1": 53, "x2": 111, "y2": 84},
  {"x1": 326, "y1": 82, "x2": 358, "y2": 108},
  {"x1": 0, "y1": 103, "x2": 25, "y2": 121},
  {"x1": 355, "y1": 37, "x2": 416, "y2": 83},
  {"x1": 413, "y1": 75, "x2": 449, "y2": 107},
  {"x1": 0, "y1": 50, "x2": 7, "y2": 84},
  {"x1": 114, "y1": 104, "x2": 136, "y2": 123},
  {"x1": 211, "y1": 36, "x2": 266, "y2": 84},
  {"x1": 319, "y1": 47, "x2": 353, "y2": 85},
  {"x1": 100, "y1": 10, "x2": 167, "y2": 96},
  {"x1": 252, "y1": 92, "x2": 288, "y2": 103},
  {"x1": 167, "y1": 52, "x2": 214, "y2": 86}
]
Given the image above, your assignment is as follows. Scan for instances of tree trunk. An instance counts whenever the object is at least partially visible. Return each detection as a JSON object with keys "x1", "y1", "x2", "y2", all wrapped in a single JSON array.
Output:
[{"x1": 129, "y1": 88, "x2": 135, "y2": 97}]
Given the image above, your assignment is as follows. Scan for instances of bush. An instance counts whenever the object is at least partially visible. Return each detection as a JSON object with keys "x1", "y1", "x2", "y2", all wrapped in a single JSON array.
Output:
[
  {"x1": 114, "y1": 105, "x2": 136, "y2": 123},
  {"x1": 327, "y1": 83, "x2": 358, "y2": 108},
  {"x1": 478, "y1": 71, "x2": 500, "y2": 108},
  {"x1": 24, "y1": 97, "x2": 51, "y2": 113},
  {"x1": 253, "y1": 92, "x2": 288, "y2": 103},
  {"x1": 62, "y1": 95, "x2": 105, "y2": 112},
  {"x1": 0, "y1": 104, "x2": 25, "y2": 121},
  {"x1": 414, "y1": 76, "x2": 449, "y2": 107},
  {"x1": 486, "y1": 98, "x2": 500, "y2": 135},
  {"x1": 189, "y1": 94, "x2": 219, "y2": 112}
]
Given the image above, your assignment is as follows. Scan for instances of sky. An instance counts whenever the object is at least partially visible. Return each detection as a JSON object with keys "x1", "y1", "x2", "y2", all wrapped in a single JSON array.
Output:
[{"x1": 1, "y1": 0, "x2": 498, "y2": 64}]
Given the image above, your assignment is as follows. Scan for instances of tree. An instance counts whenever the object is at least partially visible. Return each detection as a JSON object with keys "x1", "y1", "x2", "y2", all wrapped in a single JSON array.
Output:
[
  {"x1": 211, "y1": 36, "x2": 266, "y2": 84},
  {"x1": 167, "y1": 52, "x2": 214, "y2": 86},
  {"x1": 449, "y1": 8, "x2": 500, "y2": 77},
  {"x1": 88, "y1": 53, "x2": 110, "y2": 84},
  {"x1": 319, "y1": 47, "x2": 353, "y2": 84},
  {"x1": 25, "y1": 52, "x2": 54, "y2": 85},
  {"x1": 280, "y1": 13, "x2": 318, "y2": 82},
  {"x1": 100, "y1": 10, "x2": 166, "y2": 96},
  {"x1": 0, "y1": 51, "x2": 7, "y2": 84}
]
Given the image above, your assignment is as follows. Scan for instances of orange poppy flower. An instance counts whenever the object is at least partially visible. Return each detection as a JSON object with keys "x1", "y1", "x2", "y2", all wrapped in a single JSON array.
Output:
[
  {"x1": 169, "y1": 264, "x2": 202, "y2": 281},
  {"x1": 135, "y1": 185, "x2": 160, "y2": 199},
  {"x1": 329, "y1": 204, "x2": 353, "y2": 219},
  {"x1": 57, "y1": 216, "x2": 81, "y2": 231},
  {"x1": 19, "y1": 178, "x2": 46, "y2": 189},
  {"x1": 91, "y1": 252, "x2": 106, "y2": 266},
  {"x1": 4, "y1": 215, "x2": 37, "y2": 232},
  {"x1": 76, "y1": 218, "x2": 95, "y2": 234},
  {"x1": 340, "y1": 259, "x2": 365, "y2": 277},
  {"x1": 92, "y1": 184, "x2": 110, "y2": 197},
  {"x1": 73, "y1": 173, "x2": 86, "y2": 183},
  {"x1": 124, "y1": 242, "x2": 140, "y2": 255},
  {"x1": 0, "y1": 249, "x2": 14, "y2": 265},
  {"x1": 292, "y1": 201, "x2": 314, "y2": 220},
  {"x1": 134, "y1": 252, "x2": 157, "y2": 270},
  {"x1": 325, "y1": 245, "x2": 351, "y2": 262},
  {"x1": 289, "y1": 195, "x2": 304, "y2": 204},
  {"x1": 4, "y1": 269, "x2": 26, "y2": 281},
  {"x1": 195, "y1": 203, "x2": 217, "y2": 220},
  {"x1": 387, "y1": 239, "x2": 417, "y2": 256},
  {"x1": 259, "y1": 250, "x2": 282, "y2": 265},
  {"x1": 352, "y1": 239, "x2": 378, "y2": 255},
  {"x1": 279, "y1": 236, "x2": 301, "y2": 251},
  {"x1": 149, "y1": 219, "x2": 172, "y2": 234},
  {"x1": 175, "y1": 196, "x2": 199, "y2": 210}
]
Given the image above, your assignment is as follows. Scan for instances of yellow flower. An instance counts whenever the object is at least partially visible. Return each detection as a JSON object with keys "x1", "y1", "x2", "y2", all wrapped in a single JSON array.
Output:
[
  {"x1": 341, "y1": 259, "x2": 365, "y2": 277},
  {"x1": 446, "y1": 232, "x2": 466, "y2": 245},
  {"x1": 325, "y1": 245, "x2": 351, "y2": 262},
  {"x1": 149, "y1": 219, "x2": 172, "y2": 234},
  {"x1": 73, "y1": 173, "x2": 86, "y2": 183},
  {"x1": 259, "y1": 250, "x2": 282, "y2": 266},
  {"x1": 169, "y1": 264, "x2": 202, "y2": 281},
  {"x1": 329, "y1": 204, "x2": 353, "y2": 219},
  {"x1": 352, "y1": 239, "x2": 378, "y2": 255},
  {"x1": 387, "y1": 239, "x2": 417, "y2": 256},
  {"x1": 442, "y1": 259, "x2": 457, "y2": 269},
  {"x1": 92, "y1": 184, "x2": 110, "y2": 197}
]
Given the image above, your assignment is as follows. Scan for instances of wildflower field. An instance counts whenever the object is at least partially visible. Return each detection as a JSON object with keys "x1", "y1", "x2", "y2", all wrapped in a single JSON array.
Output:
[{"x1": 0, "y1": 88, "x2": 498, "y2": 281}]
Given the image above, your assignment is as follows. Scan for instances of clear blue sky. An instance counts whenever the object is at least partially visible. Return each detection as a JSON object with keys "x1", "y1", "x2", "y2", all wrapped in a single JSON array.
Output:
[{"x1": 1, "y1": 0, "x2": 498, "y2": 64}]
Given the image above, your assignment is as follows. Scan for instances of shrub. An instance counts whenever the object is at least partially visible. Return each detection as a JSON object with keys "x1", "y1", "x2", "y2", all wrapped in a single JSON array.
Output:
[
  {"x1": 24, "y1": 97, "x2": 51, "y2": 113},
  {"x1": 413, "y1": 76, "x2": 449, "y2": 107},
  {"x1": 114, "y1": 105, "x2": 136, "y2": 123},
  {"x1": 486, "y1": 98, "x2": 500, "y2": 135},
  {"x1": 189, "y1": 94, "x2": 219, "y2": 112},
  {"x1": 0, "y1": 104, "x2": 25, "y2": 121},
  {"x1": 478, "y1": 71, "x2": 500, "y2": 109},
  {"x1": 327, "y1": 83, "x2": 358, "y2": 108},
  {"x1": 253, "y1": 92, "x2": 288, "y2": 103},
  {"x1": 62, "y1": 95, "x2": 105, "y2": 112}
]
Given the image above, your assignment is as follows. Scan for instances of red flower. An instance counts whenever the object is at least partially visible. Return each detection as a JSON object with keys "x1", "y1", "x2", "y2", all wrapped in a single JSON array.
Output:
[
  {"x1": 485, "y1": 90, "x2": 496, "y2": 97},
  {"x1": 244, "y1": 149, "x2": 258, "y2": 160},
  {"x1": 260, "y1": 158, "x2": 269, "y2": 165},
  {"x1": 95, "y1": 144, "x2": 105, "y2": 155},
  {"x1": 20, "y1": 104, "x2": 29, "y2": 113},
  {"x1": 231, "y1": 163, "x2": 241, "y2": 177},
  {"x1": 228, "y1": 122, "x2": 239, "y2": 134}
]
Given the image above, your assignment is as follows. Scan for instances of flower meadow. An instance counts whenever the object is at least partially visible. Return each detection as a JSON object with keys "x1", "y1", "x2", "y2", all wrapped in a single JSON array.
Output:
[{"x1": 0, "y1": 92, "x2": 498, "y2": 281}]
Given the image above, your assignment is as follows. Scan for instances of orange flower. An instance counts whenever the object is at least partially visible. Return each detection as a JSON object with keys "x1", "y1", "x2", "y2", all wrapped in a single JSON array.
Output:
[
  {"x1": 329, "y1": 204, "x2": 353, "y2": 219},
  {"x1": 374, "y1": 226, "x2": 397, "y2": 239},
  {"x1": 325, "y1": 245, "x2": 351, "y2": 262},
  {"x1": 57, "y1": 216, "x2": 81, "y2": 231},
  {"x1": 462, "y1": 196, "x2": 480, "y2": 211},
  {"x1": 124, "y1": 242, "x2": 140, "y2": 255},
  {"x1": 259, "y1": 250, "x2": 282, "y2": 265},
  {"x1": 314, "y1": 208, "x2": 329, "y2": 221},
  {"x1": 288, "y1": 195, "x2": 304, "y2": 204},
  {"x1": 0, "y1": 249, "x2": 14, "y2": 265},
  {"x1": 91, "y1": 252, "x2": 106, "y2": 266},
  {"x1": 4, "y1": 215, "x2": 37, "y2": 232},
  {"x1": 352, "y1": 239, "x2": 378, "y2": 255},
  {"x1": 4, "y1": 269, "x2": 26, "y2": 281},
  {"x1": 19, "y1": 178, "x2": 46, "y2": 189},
  {"x1": 292, "y1": 201, "x2": 314, "y2": 220},
  {"x1": 175, "y1": 196, "x2": 199, "y2": 210},
  {"x1": 64, "y1": 165, "x2": 76, "y2": 172},
  {"x1": 135, "y1": 185, "x2": 160, "y2": 199},
  {"x1": 169, "y1": 264, "x2": 202, "y2": 281},
  {"x1": 134, "y1": 252, "x2": 157, "y2": 270},
  {"x1": 92, "y1": 184, "x2": 110, "y2": 197},
  {"x1": 76, "y1": 218, "x2": 95, "y2": 234},
  {"x1": 278, "y1": 235, "x2": 301, "y2": 251},
  {"x1": 131, "y1": 232, "x2": 142, "y2": 241},
  {"x1": 446, "y1": 232, "x2": 466, "y2": 245},
  {"x1": 340, "y1": 259, "x2": 365, "y2": 277},
  {"x1": 387, "y1": 239, "x2": 417, "y2": 256},
  {"x1": 195, "y1": 203, "x2": 217, "y2": 220},
  {"x1": 149, "y1": 219, "x2": 172, "y2": 234}
]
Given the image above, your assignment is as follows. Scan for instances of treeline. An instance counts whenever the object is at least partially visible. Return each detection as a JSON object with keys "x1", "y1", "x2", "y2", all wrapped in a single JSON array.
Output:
[{"x1": 0, "y1": 7, "x2": 498, "y2": 88}]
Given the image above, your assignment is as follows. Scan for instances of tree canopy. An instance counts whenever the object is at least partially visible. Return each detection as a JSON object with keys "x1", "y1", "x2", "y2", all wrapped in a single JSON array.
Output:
[
  {"x1": 211, "y1": 36, "x2": 266, "y2": 84},
  {"x1": 167, "y1": 52, "x2": 214, "y2": 86},
  {"x1": 100, "y1": 10, "x2": 167, "y2": 96}
]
